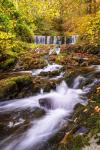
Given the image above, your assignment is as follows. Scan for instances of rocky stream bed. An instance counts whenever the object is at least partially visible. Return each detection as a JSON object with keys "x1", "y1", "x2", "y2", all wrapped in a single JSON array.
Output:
[{"x1": 0, "y1": 45, "x2": 100, "y2": 150}]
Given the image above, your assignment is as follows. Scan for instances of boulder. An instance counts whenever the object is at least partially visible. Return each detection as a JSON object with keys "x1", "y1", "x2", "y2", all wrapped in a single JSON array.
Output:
[{"x1": 39, "y1": 98, "x2": 52, "y2": 109}]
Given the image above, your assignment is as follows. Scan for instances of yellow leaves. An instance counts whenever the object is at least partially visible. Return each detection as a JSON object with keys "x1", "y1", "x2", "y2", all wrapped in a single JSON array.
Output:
[
  {"x1": 83, "y1": 109, "x2": 88, "y2": 113},
  {"x1": 0, "y1": 31, "x2": 15, "y2": 40},
  {"x1": 0, "y1": 31, "x2": 16, "y2": 53},
  {"x1": 76, "y1": 15, "x2": 91, "y2": 34},
  {"x1": 96, "y1": 87, "x2": 100, "y2": 93},
  {"x1": 94, "y1": 106, "x2": 100, "y2": 113},
  {"x1": 60, "y1": 132, "x2": 73, "y2": 144},
  {"x1": 56, "y1": 55, "x2": 64, "y2": 62},
  {"x1": 95, "y1": 0, "x2": 100, "y2": 3},
  {"x1": 74, "y1": 117, "x2": 78, "y2": 123}
]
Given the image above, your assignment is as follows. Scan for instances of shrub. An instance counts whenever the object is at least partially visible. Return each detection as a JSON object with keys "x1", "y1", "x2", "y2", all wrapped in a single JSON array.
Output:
[
  {"x1": 1, "y1": 0, "x2": 14, "y2": 9},
  {"x1": 15, "y1": 22, "x2": 33, "y2": 43},
  {"x1": 0, "y1": 13, "x2": 11, "y2": 32}
]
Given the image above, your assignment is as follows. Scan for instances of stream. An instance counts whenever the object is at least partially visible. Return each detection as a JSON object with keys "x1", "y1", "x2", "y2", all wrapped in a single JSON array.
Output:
[{"x1": 0, "y1": 61, "x2": 100, "y2": 150}]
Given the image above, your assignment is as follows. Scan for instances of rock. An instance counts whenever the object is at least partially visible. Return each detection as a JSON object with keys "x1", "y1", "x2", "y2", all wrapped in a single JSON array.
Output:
[
  {"x1": 0, "y1": 75, "x2": 33, "y2": 101},
  {"x1": 20, "y1": 107, "x2": 46, "y2": 120},
  {"x1": 0, "y1": 73, "x2": 61, "y2": 101},
  {"x1": 39, "y1": 98, "x2": 52, "y2": 109},
  {"x1": 39, "y1": 69, "x2": 63, "y2": 78},
  {"x1": 81, "y1": 62, "x2": 88, "y2": 67},
  {"x1": 74, "y1": 127, "x2": 88, "y2": 136},
  {"x1": 31, "y1": 107, "x2": 46, "y2": 118},
  {"x1": 0, "y1": 107, "x2": 46, "y2": 141},
  {"x1": 14, "y1": 52, "x2": 47, "y2": 71},
  {"x1": 0, "y1": 58, "x2": 17, "y2": 72},
  {"x1": 73, "y1": 56, "x2": 85, "y2": 63}
]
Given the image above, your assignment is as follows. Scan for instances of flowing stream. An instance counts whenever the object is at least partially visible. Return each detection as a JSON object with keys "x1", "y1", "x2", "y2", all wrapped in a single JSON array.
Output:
[
  {"x1": 0, "y1": 64, "x2": 100, "y2": 150},
  {"x1": 32, "y1": 63, "x2": 62, "y2": 76},
  {"x1": 20, "y1": 63, "x2": 62, "y2": 78}
]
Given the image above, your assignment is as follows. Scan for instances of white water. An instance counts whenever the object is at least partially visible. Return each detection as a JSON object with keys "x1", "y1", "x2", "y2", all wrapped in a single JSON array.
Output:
[
  {"x1": 34, "y1": 35, "x2": 78, "y2": 44},
  {"x1": 0, "y1": 77, "x2": 89, "y2": 150},
  {"x1": 15, "y1": 63, "x2": 63, "y2": 77},
  {"x1": 70, "y1": 35, "x2": 79, "y2": 44},
  {"x1": 49, "y1": 47, "x2": 61, "y2": 55},
  {"x1": 73, "y1": 75, "x2": 85, "y2": 89},
  {"x1": 89, "y1": 65, "x2": 100, "y2": 72},
  {"x1": 34, "y1": 35, "x2": 66, "y2": 44},
  {"x1": 50, "y1": 72, "x2": 64, "y2": 80},
  {"x1": 0, "y1": 64, "x2": 100, "y2": 150},
  {"x1": 32, "y1": 63, "x2": 62, "y2": 76},
  {"x1": 5, "y1": 109, "x2": 68, "y2": 150},
  {"x1": 93, "y1": 65, "x2": 100, "y2": 72}
]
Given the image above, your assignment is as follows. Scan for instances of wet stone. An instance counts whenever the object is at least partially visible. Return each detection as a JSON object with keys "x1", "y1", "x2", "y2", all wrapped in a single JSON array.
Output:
[
  {"x1": 39, "y1": 98, "x2": 52, "y2": 109},
  {"x1": 0, "y1": 107, "x2": 46, "y2": 141}
]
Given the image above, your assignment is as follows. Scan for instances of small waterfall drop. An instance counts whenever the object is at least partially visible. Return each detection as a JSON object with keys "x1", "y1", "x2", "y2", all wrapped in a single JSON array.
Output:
[{"x1": 32, "y1": 63, "x2": 62, "y2": 76}]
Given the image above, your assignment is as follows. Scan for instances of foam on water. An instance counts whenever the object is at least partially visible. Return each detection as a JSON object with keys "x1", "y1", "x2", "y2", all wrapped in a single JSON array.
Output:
[
  {"x1": 95, "y1": 65, "x2": 100, "y2": 71},
  {"x1": 90, "y1": 65, "x2": 100, "y2": 72},
  {"x1": 73, "y1": 75, "x2": 85, "y2": 89},
  {"x1": 32, "y1": 63, "x2": 62, "y2": 76}
]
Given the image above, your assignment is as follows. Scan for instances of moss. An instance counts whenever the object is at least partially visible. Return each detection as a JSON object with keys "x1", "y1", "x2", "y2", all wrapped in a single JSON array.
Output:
[
  {"x1": 0, "y1": 73, "x2": 60, "y2": 101},
  {"x1": 66, "y1": 135, "x2": 89, "y2": 150},
  {"x1": 0, "y1": 75, "x2": 33, "y2": 101},
  {"x1": 39, "y1": 69, "x2": 62, "y2": 78},
  {"x1": 0, "y1": 58, "x2": 16, "y2": 70},
  {"x1": 15, "y1": 52, "x2": 47, "y2": 70},
  {"x1": 57, "y1": 82, "x2": 100, "y2": 150}
]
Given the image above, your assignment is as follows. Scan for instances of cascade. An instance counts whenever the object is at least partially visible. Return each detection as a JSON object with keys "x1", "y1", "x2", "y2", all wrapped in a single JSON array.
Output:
[
  {"x1": 34, "y1": 35, "x2": 78, "y2": 44},
  {"x1": 0, "y1": 76, "x2": 95, "y2": 150}
]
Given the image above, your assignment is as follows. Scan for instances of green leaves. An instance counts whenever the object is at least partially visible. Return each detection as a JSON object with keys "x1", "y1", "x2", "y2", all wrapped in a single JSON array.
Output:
[
  {"x1": 15, "y1": 22, "x2": 33, "y2": 42},
  {"x1": 1, "y1": 0, "x2": 14, "y2": 9},
  {"x1": 86, "y1": 10, "x2": 100, "y2": 43},
  {"x1": 0, "y1": 13, "x2": 10, "y2": 31}
]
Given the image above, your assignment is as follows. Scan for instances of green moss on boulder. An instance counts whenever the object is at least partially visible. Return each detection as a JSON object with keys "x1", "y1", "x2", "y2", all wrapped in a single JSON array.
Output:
[{"x1": 0, "y1": 75, "x2": 33, "y2": 101}]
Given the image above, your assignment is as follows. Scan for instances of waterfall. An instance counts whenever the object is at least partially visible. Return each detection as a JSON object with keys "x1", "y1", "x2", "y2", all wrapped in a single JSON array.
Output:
[
  {"x1": 47, "y1": 36, "x2": 51, "y2": 44},
  {"x1": 34, "y1": 35, "x2": 66, "y2": 45},
  {"x1": 34, "y1": 35, "x2": 75, "y2": 44},
  {"x1": 70, "y1": 35, "x2": 79, "y2": 44},
  {"x1": 34, "y1": 36, "x2": 46, "y2": 44}
]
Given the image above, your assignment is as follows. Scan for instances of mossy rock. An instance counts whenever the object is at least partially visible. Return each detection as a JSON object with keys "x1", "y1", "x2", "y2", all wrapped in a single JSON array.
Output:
[
  {"x1": 15, "y1": 52, "x2": 47, "y2": 71},
  {"x1": 65, "y1": 135, "x2": 89, "y2": 150},
  {"x1": 64, "y1": 70, "x2": 79, "y2": 87},
  {"x1": 0, "y1": 107, "x2": 45, "y2": 140},
  {"x1": 32, "y1": 76, "x2": 59, "y2": 93},
  {"x1": 39, "y1": 69, "x2": 63, "y2": 78},
  {"x1": 0, "y1": 58, "x2": 16, "y2": 71},
  {"x1": 0, "y1": 75, "x2": 33, "y2": 101},
  {"x1": 61, "y1": 44, "x2": 100, "y2": 55}
]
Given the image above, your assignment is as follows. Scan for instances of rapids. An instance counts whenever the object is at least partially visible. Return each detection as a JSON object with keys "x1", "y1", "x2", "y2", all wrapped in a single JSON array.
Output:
[
  {"x1": 32, "y1": 63, "x2": 62, "y2": 76},
  {"x1": 0, "y1": 64, "x2": 100, "y2": 150}
]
